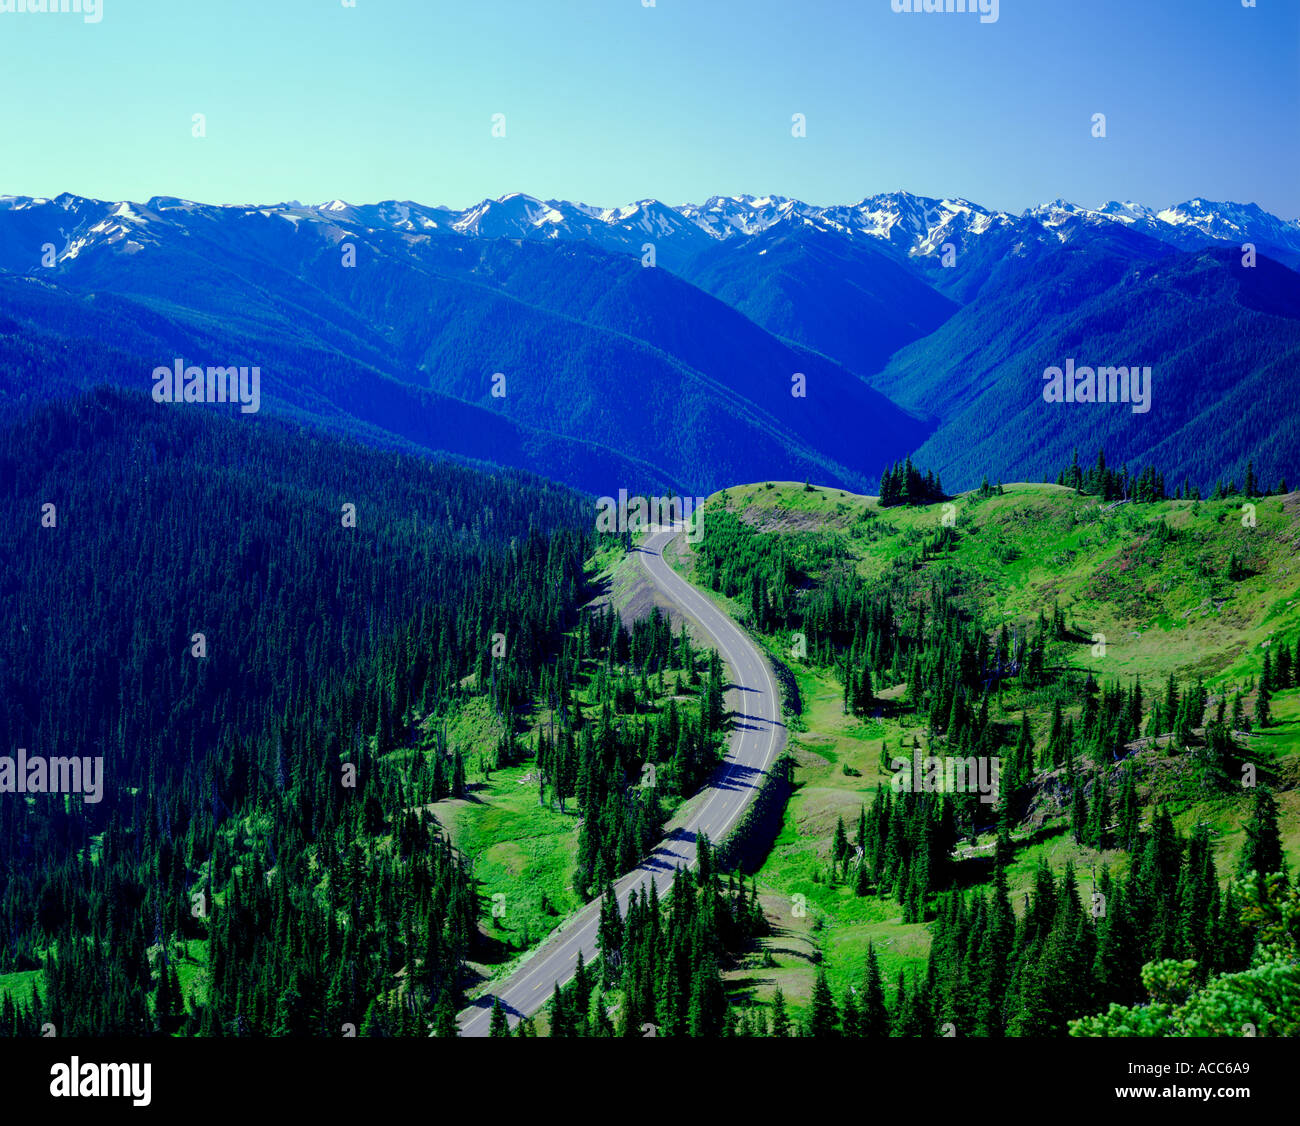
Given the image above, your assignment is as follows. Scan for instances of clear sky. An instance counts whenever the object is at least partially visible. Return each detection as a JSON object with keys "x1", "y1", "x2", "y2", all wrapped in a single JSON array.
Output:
[{"x1": 1, "y1": 0, "x2": 1296, "y2": 217}]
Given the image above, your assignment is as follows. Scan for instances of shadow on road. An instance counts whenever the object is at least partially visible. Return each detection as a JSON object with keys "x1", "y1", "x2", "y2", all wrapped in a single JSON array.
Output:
[
  {"x1": 460, "y1": 992, "x2": 527, "y2": 1024},
  {"x1": 640, "y1": 827, "x2": 696, "y2": 873},
  {"x1": 706, "y1": 761, "x2": 764, "y2": 793}
]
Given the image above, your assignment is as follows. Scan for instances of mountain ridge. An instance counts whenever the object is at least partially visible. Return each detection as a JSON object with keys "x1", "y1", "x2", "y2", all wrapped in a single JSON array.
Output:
[
  {"x1": 2, "y1": 188, "x2": 1296, "y2": 496},
  {"x1": 5, "y1": 189, "x2": 1297, "y2": 271}
]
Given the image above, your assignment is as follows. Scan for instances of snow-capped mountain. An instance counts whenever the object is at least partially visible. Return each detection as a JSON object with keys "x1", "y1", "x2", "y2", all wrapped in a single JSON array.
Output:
[
  {"x1": 1022, "y1": 197, "x2": 1300, "y2": 258},
  {"x1": 6, "y1": 189, "x2": 1296, "y2": 276},
  {"x1": 0, "y1": 184, "x2": 1295, "y2": 503}
]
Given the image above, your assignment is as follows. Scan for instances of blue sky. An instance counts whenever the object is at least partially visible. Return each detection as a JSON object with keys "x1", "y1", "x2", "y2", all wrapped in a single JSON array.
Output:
[{"x1": 1, "y1": 0, "x2": 1296, "y2": 216}]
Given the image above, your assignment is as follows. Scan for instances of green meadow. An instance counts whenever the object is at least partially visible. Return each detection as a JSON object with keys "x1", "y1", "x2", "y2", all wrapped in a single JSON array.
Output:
[{"x1": 688, "y1": 482, "x2": 1300, "y2": 1019}]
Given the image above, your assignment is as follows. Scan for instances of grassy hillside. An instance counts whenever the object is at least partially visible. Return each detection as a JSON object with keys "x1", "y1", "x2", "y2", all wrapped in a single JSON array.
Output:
[
  {"x1": 411, "y1": 697, "x2": 584, "y2": 976},
  {"x1": 681, "y1": 480, "x2": 1300, "y2": 1020}
]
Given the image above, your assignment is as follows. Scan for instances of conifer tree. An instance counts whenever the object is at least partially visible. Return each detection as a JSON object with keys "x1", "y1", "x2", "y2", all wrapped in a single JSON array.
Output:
[
  {"x1": 841, "y1": 988, "x2": 863, "y2": 1038},
  {"x1": 1256, "y1": 679, "x2": 1273, "y2": 728},
  {"x1": 434, "y1": 991, "x2": 458, "y2": 1038},
  {"x1": 833, "y1": 816, "x2": 850, "y2": 880},
  {"x1": 808, "y1": 968, "x2": 839, "y2": 1037},
  {"x1": 1241, "y1": 788, "x2": 1284, "y2": 877},
  {"x1": 861, "y1": 942, "x2": 890, "y2": 1037},
  {"x1": 489, "y1": 996, "x2": 509, "y2": 1037},
  {"x1": 451, "y1": 749, "x2": 467, "y2": 798},
  {"x1": 1088, "y1": 775, "x2": 1111, "y2": 849},
  {"x1": 1116, "y1": 766, "x2": 1140, "y2": 852},
  {"x1": 770, "y1": 986, "x2": 791, "y2": 1037},
  {"x1": 549, "y1": 983, "x2": 573, "y2": 1038}
]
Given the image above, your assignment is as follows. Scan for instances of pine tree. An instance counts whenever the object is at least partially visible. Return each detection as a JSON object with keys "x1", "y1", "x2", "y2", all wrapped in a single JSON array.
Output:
[
  {"x1": 1116, "y1": 766, "x2": 1140, "y2": 852},
  {"x1": 488, "y1": 996, "x2": 509, "y2": 1037},
  {"x1": 841, "y1": 988, "x2": 863, "y2": 1038},
  {"x1": 1256, "y1": 679, "x2": 1273, "y2": 728},
  {"x1": 1241, "y1": 788, "x2": 1284, "y2": 877},
  {"x1": 1277, "y1": 642, "x2": 1293, "y2": 692},
  {"x1": 697, "y1": 832, "x2": 714, "y2": 886},
  {"x1": 995, "y1": 797, "x2": 1015, "y2": 869},
  {"x1": 854, "y1": 850, "x2": 872, "y2": 897},
  {"x1": 853, "y1": 662, "x2": 873, "y2": 716},
  {"x1": 596, "y1": 881, "x2": 623, "y2": 986},
  {"x1": 770, "y1": 986, "x2": 791, "y2": 1037},
  {"x1": 687, "y1": 954, "x2": 727, "y2": 1038},
  {"x1": 434, "y1": 990, "x2": 458, "y2": 1037},
  {"x1": 833, "y1": 816, "x2": 850, "y2": 879},
  {"x1": 571, "y1": 952, "x2": 593, "y2": 1036},
  {"x1": 549, "y1": 983, "x2": 574, "y2": 1038},
  {"x1": 861, "y1": 942, "x2": 890, "y2": 1037},
  {"x1": 808, "y1": 969, "x2": 839, "y2": 1037}
]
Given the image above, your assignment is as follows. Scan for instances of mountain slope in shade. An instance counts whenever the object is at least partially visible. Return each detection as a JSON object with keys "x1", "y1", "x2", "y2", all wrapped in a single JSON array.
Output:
[
  {"x1": 676, "y1": 224, "x2": 959, "y2": 377},
  {"x1": 1, "y1": 190, "x2": 1297, "y2": 494},
  {"x1": 873, "y1": 248, "x2": 1300, "y2": 491},
  {"x1": 0, "y1": 277, "x2": 676, "y2": 499},
  {"x1": 0, "y1": 196, "x2": 930, "y2": 494},
  {"x1": 378, "y1": 236, "x2": 932, "y2": 482}
]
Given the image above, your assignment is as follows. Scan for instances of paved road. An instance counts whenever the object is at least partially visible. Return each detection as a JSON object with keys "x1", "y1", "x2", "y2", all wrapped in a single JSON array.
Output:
[{"x1": 457, "y1": 522, "x2": 786, "y2": 1035}]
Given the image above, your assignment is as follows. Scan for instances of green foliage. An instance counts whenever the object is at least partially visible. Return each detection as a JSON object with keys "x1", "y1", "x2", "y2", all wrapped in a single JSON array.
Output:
[
  {"x1": 878, "y1": 457, "x2": 945, "y2": 508},
  {"x1": 0, "y1": 389, "x2": 594, "y2": 1035},
  {"x1": 1071, "y1": 874, "x2": 1300, "y2": 1037},
  {"x1": 1241, "y1": 788, "x2": 1284, "y2": 878},
  {"x1": 547, "y1": 853, "x2": 767, "y2": 1038},
  {"x1": 1057, "y1": 446, "x2": 1167, "y2": 502}
]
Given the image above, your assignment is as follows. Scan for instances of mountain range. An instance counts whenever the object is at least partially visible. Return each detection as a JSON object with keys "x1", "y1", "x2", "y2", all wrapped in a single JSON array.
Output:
[
  {"x1": 2, "y1": 189, "x2": 1297, "y2": 493},
  {"x1": 9, "y1": 189, "x2": 1296, "y2": 271}
]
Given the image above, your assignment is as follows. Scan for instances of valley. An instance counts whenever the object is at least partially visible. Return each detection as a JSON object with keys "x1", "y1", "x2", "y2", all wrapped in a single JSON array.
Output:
[{"x1": 4, "y1": 190, "x2": 1298, "y2": 497}]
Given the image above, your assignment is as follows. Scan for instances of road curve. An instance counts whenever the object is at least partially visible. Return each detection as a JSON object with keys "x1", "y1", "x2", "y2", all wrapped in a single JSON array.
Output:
[{"x1": 457, "y1": 522, "x2": 787, "y2": 1035}]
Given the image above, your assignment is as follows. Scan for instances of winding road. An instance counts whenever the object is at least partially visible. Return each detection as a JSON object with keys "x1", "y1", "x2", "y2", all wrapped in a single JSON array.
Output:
[{"x1": 457, "y1": 522, "x2": 787, "y2": 1035}]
